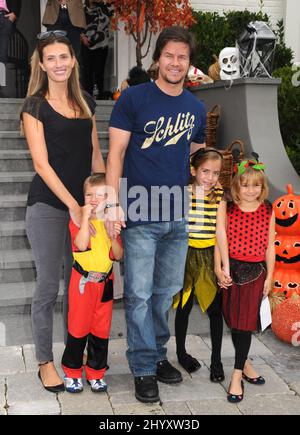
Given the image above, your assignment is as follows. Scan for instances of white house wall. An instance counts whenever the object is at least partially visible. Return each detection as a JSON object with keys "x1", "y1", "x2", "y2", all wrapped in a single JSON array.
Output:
[
  {"x1": 190, "y1": 0, "x2": 284, "y2": 25},
  {"x1": 284, "y1": 0, "x2": 300, "y2": 63}
]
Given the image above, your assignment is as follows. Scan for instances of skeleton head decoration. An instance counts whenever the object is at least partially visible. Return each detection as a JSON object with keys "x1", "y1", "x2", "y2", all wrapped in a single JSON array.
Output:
[{"x1": 219, "y1": 47, "x2": 240, "y2": 80}]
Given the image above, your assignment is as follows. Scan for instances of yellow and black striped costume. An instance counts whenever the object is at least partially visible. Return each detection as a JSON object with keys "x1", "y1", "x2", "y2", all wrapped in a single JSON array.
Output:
[
  {"x1": 188, "y1": 185, "x2": 224, "y2": 249},
  {"x1": 174, "y1": 185, "x2": 224, "y2": 312}
]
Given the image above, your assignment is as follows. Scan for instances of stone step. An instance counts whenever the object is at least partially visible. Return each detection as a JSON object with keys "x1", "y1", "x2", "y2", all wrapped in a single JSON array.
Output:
[
  {"x1": 0, "y1": 249, "x2": 36, "y2": 283},
  {"x1": 0, "y1": 194, "x2": 27, "y2": 220},
  {"x1": 0, "y1": 98, "x2": 115, "y2": 115},
  {"x1": 0, "y1": 131, "x2": 26, "y2": 150},
  {"x1": 0, "y1": 247, "x2": 73, "y2": 284},
  {"x1": 0, "y1": 149, "x2": 108, "y2": 172},
  {"x1": 0, "y1": 113, "x2": 110, "y2": 131},
  {"x1": 0, "y1": 281, "x2": 64, "y2": 312},
  {"x1": 1, "y1": 248, "x2": 34, "y2": 268},
  {"x1": 0, "y1": 131, "x2": 109, "y2": 150},
  {"x1": 0, "y1": 98, "x2": 23, "y2": 114},
  {"x1": 0, "y1": 172, "x2": 33, "y2": 195},
  {"x1": 0, "y1": 150, "x2": 33, "y2": 172},
  {"x1": 0, "y1": 221, "x2": 29, "y2": 250}
]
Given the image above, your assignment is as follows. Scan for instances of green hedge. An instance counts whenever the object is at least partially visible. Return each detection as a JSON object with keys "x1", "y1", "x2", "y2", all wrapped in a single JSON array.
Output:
[{"x1": 273, "y1": 66, "x2": 300, "y2": 175}]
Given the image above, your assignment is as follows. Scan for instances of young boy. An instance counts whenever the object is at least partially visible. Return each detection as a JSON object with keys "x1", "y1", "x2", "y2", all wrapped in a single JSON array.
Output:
[{"x1": 61, "y1": 173, "x2": 123, "y2": 393}]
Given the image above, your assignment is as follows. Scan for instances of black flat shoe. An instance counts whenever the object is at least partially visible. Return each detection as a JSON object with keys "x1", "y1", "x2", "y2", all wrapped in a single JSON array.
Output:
[
  {"x1": 227, "y1": 380, "x2": 244, "y2": 403},
  {"x1": 38, "y1": 370, "x2": 65, "y2": 393},
  {"x1": 38, "y1": 361, "x2": 65, "y2": 393},
  {"x1": 177, "y1": 353, "x2": 201, "y2": 374},
  {"x1": 242, "y1": 373, "x2": 265, "y2": 385},
  {"x1": 210, "y1": 363, "x2": 225, "y2": 383}
]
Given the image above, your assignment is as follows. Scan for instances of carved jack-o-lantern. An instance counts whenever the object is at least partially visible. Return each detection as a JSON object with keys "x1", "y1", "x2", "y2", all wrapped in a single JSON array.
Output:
[
  {"x1": 273, "y1": 269, "x2": 300, "y2": 298},
  {"x1": 275, "y1": 235, "x2": 300, "y2": 270},
  {"x1": 273, "y1": 184, "x2": 300, "y2": 236}
]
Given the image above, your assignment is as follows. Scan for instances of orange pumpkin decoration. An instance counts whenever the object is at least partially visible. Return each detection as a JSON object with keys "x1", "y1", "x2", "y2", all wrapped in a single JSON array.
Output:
[
  {"x1": 271, "y1": 296, "x2": 300, "y2": 345},
  {"x1": 273, "y1": 269, "x2": 300, "y2": 298},
  {"x1": 208, "y1": 55, "x2": 221, "y2": 81},
  {"x1": 113, "y1": 90, "x2": 121, "y2": 101},
  {"x1": 275, "y1": 235, "x2": 300, "y2": 270},
  {"x1": 268, "y1": 289, "x2": 286, "y2": 313},
  {"x1": 273, "y1": 184, "x2": 300, "y2": 236}
]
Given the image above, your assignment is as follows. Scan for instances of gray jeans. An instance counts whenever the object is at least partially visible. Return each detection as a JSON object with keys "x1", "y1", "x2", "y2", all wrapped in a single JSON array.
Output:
[{"x1": 26, "y1": 202, "x2": 72, "y2": 362}]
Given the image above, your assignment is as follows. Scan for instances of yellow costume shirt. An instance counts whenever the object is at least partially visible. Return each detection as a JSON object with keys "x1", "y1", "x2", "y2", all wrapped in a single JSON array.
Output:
[{"x1": 70, "y1": 220, "x2": 113, "y2": 273}]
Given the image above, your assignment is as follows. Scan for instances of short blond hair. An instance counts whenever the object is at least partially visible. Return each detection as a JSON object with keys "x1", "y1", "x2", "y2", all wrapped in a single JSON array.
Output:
[
  {"x1": 231, "y1": 167, "x2": 269, "y2": 203},
  {"x1": 83, "y1": 173, "x2": 106, "y2": 193}
]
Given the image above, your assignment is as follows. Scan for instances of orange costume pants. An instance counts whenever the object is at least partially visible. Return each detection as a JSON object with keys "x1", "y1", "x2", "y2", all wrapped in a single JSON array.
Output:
[{"x1": 61, "y1": 268, "x2": 113, "y2": 380}]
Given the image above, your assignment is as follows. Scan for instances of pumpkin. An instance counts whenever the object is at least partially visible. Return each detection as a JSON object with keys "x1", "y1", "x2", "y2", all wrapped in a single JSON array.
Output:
[
  {"x1": 275, "y1": 235, "x2": 300, "y2": 269},
  {"x1": 208, "y1": 55, "x2": 221, "y2": 81},
  {"x1": 271, "y1": 296, "x2": 300, "y2": 345},
  {"x1": 113, "y1": 90, "x2": 121, "y2": 100},
  {"x1": 268, "y1": 289, "x2": 286, "y2": 313},
  {"x1": 273, "y1": 184, "x2": 300, "y2": 236},
  {"x1": 273, "y1": 269, "x2": 300, "y2": 298}
]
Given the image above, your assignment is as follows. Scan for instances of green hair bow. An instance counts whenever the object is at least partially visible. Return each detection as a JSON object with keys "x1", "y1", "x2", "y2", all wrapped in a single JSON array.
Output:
[{"x1": 234, "y1": 159, "x2": 265, "y2": 175}]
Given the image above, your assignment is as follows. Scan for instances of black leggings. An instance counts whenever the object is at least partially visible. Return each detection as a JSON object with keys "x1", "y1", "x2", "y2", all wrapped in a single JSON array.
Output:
[
  {"x1": 231, "y1": 330, "x2": 252, "y2": 370},
  {"x1": 175, "y1": 288, "x2": 223, "y2": 366}
]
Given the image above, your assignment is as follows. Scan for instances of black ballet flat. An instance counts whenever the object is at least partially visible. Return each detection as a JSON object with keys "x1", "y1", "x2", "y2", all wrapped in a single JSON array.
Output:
[
  {"x1": 227, "y1": 380, "x2": 244, "y2": 403},
  {"x1": 242, "y1": 373, "x2": 265, "y2": 385},
  {"x1": 38, "y1": 361, "x2": 65, "y2": 393}
]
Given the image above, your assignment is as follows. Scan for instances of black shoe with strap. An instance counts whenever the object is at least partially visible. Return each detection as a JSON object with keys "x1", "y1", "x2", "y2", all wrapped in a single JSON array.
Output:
[
  {"x1": 134, "y1": 375, "x2": 160, "y2": 403},
  {"x1": 156, "y1": 360, "x2": 182, "y2": 384},
  {"x1": 210, "y1": 362, "x2": 225, "y2": 383},
  {"x1": 38, "y1": 361, "x2": 65, "y2": 393}
]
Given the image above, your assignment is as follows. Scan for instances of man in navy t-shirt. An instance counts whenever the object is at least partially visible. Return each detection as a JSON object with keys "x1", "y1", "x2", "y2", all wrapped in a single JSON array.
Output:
[{"x1": 106, "y1": 26, "x2": 206, "y2": 404}]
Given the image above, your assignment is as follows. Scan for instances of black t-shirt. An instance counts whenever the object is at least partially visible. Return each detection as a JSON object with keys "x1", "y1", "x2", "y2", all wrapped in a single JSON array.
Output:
[{"x1": 21, "y1": 93, "x2": 96, "y2": 210}]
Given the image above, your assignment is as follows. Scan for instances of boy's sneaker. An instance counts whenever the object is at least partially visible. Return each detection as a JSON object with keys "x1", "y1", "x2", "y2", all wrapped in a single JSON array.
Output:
[
  {"x1": 87, "y1": 379, "x2": 107, "y2": 393},
  {"x1": 64, "y1": 377, "x2": 83, "y2": 393}
]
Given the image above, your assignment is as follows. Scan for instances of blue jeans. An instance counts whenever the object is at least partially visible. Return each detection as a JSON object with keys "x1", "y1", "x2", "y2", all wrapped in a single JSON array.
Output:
[{"x1": 123, "y1": 220, "x2": 188, "y2": 376}]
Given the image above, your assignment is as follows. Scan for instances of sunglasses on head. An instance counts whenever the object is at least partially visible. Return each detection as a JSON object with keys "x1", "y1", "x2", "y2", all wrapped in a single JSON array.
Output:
[{"x1": 37, "y1": 30, "x2": 68, "y2": 40}]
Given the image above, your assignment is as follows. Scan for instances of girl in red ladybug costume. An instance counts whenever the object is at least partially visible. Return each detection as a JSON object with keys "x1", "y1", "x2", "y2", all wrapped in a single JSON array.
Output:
[{"x1": 215, "y1": 153, "x2": 275, "y2": 403}]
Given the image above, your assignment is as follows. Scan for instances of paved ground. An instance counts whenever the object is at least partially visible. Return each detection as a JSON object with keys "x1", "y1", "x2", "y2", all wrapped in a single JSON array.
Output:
[{"x1": 0, "y1": 304, "x2": 299, "y2": 415}]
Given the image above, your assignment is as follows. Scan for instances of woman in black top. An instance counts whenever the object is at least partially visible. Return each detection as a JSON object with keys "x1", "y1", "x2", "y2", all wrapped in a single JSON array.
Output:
[{"x1": 21, "y1": 31, "x2": 105, "y2": 393}]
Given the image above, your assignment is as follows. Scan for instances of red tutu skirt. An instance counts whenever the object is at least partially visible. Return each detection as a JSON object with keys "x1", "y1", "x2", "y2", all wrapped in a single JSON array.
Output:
[{"x1": 222, "y1": 259, "x2": 266, "y2": 331}]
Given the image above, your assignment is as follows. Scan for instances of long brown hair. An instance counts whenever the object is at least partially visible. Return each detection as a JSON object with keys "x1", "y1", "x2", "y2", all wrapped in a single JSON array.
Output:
[{"x1": 26, "y1": 33, "x2": 91, "y2": 119}]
